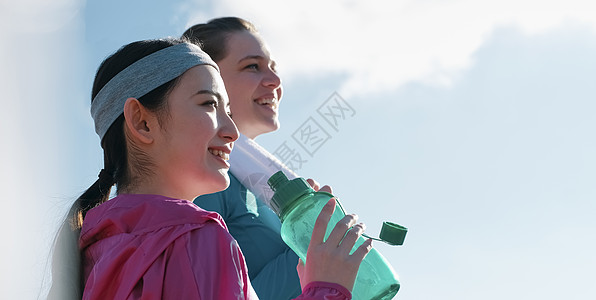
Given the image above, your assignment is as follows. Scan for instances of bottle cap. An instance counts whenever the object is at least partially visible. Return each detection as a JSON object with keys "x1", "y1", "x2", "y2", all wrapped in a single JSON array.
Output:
[
  {"x1": 335, "y1": 200, "x2": 408, "y2": 246},
  {"x1": 267, "y1": 171, "x2": 313, "y2": 216},
  {"x1": 378, "y1": 222, "x2": 408, "y2": 246}
]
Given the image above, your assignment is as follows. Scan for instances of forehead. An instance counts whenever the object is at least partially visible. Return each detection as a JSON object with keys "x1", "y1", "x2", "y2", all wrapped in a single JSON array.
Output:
[
  {"x1": 178, "y1": 65, "x2": 222, "y2": 88},
  {"x1": 170, "y1": 65, "x2": 229, "y2": 103},
  {"x1": 225, "y1": 30, "x2": 272, "y2": 60}
]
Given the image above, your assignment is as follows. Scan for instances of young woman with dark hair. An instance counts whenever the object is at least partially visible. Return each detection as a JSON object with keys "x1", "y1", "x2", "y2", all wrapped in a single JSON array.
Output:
[{"x1": 47, "y1": 38, "x2": 371, "y2": 299}]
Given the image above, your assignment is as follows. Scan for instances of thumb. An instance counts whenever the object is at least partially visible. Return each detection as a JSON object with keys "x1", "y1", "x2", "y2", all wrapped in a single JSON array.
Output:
[{"x1": 296, "y1": 258, "x2": 306, "y2": 290}]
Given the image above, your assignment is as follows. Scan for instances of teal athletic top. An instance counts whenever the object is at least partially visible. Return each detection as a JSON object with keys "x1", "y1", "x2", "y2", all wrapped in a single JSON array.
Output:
[{"x1": 194, "y1": 174, "x2": 301, "y2": 300}]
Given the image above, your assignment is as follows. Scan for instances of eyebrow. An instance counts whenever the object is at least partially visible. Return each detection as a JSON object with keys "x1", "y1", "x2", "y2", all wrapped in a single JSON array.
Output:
[
  {"x1": 238, "y1": 55, "x2": 264, "y2": 64},
  {"x1": 196, "y1": 90, "x2": 223, "y2": 102}
]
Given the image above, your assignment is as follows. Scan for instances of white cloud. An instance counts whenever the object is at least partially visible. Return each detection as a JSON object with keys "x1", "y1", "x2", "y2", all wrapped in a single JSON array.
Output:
[
  {"x1": 0, "y1": 0, "x2": 81, "y2": 34},
  {"x1": 185, "y1": 0, "x2": 596, "y2": 96},
  {"x1": 0, "y1": 0, "x2": 85, "y2": 298}
]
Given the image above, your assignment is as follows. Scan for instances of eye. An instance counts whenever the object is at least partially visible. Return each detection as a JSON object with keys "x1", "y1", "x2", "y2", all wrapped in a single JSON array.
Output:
[
  {"x1": 202, "y1": 99, "x2": 218, "y2": 108},
  {"x1": 244, "y1": 64, "x2": 259, "y2": 71},
  {"x1": 227, "y1": 111, "x2": 233, "y2": 118}
]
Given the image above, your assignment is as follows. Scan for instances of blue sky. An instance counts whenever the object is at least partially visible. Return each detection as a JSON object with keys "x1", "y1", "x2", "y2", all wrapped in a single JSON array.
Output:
[{"x1": 1, "y1": 0, "x2": 595, "y2": 299}]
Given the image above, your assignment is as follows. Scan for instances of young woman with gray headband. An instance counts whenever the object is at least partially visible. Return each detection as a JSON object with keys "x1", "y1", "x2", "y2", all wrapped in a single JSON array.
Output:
[{"x1": 47, "y1": 38, "x2": 371, "y2": 299}]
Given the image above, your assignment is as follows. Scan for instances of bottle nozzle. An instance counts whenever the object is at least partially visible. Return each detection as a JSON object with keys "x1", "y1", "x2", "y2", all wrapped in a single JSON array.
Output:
[
  {"x1": 267, "y1": 171, "x2": 289, "y2": 192},
  {"x1": 267, "y1": 171, "x2": 313, "y2": 217}
]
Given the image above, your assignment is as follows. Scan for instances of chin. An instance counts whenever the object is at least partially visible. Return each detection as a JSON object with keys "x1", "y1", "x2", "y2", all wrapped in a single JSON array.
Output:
[
  {"x1": 208, "y1": 171, "x2": 231, "y2": 194},
  {"x1": 268, "y1": 122, "x2": 281, "y2": 133},
  {"x1": 191, "y1": 171, "x2": 231, "y2": 198},
  {"x1": 253, "y1": 121, "x2": 280, "y2": 137}
]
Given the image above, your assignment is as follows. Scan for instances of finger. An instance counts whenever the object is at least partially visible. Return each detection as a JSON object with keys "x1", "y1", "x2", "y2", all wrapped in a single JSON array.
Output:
[
  {"x1": 310, "y1": 199, "x2": 336, "y2": 245},
  {"x1": 319, "y1": 185, "x2": 333, "y2": 194},
  {"x1": 296, "y1": 258, "x2": 305, "y2": 272},
  {"x1": 350, "y1": 238, "x2": 373, "y2": 262},
  {"x1": 325, "y1": 213, "x2": 358, "y2": 247},
  {"x1": 306, "y1": 178, "x2": 321, "y2": 191},
  {"x1": 337, "y1": 223, "x2": 366, "y2": 255}
]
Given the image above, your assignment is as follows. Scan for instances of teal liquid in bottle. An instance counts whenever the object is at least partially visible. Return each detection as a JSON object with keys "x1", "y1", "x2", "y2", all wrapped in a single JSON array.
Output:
[{"x1": 268, "y1": 171, "x2": 403, "y2": 300}]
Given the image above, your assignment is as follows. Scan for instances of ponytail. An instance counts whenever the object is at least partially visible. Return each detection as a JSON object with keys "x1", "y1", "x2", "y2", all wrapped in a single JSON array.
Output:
[
  {"x1": 47, "y1": 117, "x2": 124, "y2": 299},
  {"x1": 47, "y1": 173, "x2": 114, "y2": 299},
  {"x1": 75, "y1": 170, "x2": 116, "y2": 229}
]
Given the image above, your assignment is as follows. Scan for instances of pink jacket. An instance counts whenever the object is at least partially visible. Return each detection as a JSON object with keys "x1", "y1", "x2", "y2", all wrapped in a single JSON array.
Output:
[{"x1": 80, "y1": 194, "x2": 350, "y2": 299}]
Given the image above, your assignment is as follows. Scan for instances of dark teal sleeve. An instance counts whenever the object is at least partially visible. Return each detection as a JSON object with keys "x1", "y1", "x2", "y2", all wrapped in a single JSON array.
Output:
[
  {"x1": 249, "y1": 248, "x2": 302, "y2": 300},
  {"x1": 194, "y1": 175, "x2": 302, "y2": 300}
]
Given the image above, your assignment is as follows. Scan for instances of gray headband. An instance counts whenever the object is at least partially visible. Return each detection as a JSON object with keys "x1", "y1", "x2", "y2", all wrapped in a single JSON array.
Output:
[{"x1": 90, "y1": 42, "x2": 219, "y2": 140}]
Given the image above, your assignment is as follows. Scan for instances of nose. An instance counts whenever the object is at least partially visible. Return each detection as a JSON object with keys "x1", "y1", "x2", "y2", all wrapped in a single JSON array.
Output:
[
  {"x1": 262, "y1": 67, "x2": 281, "y2": 89},
  {"x1": 219, "y1": 112, "x2": 239, "y2": 143}
]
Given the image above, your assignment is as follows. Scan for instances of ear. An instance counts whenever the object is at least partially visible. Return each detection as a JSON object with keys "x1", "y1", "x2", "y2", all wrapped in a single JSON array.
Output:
[{"x1": 123, "y1": 98, "x2": 158, "y2": 144}]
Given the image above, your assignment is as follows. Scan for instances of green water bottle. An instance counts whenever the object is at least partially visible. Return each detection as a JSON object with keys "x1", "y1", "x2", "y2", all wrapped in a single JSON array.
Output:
[{"x1": 268, "y1": 171, "x2": 407, "y2": 300}]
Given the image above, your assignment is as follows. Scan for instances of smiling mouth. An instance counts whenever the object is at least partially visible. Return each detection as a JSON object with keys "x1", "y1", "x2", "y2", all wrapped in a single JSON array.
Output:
[
  {"x1": 208, "y1": 148, "x2": 230, "y2": 161},
  {"x1": 255, "y1": 98, "x2": 278, "y2": 110}
]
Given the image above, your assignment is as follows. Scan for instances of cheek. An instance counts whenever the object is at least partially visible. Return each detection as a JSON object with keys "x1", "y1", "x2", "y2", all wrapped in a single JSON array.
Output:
[
  {"x1": 226, "y1": 88, "x2": 248, "y2": 112},
  {"x1": 229, "y1": 97, "x2": 254, "y2": 123},
  {"x1": 228, "y1": 75, "x2": 259, "y2": 101},
  {"x1": 178, "y1": 116, "x2": 216, "y2": 143}
]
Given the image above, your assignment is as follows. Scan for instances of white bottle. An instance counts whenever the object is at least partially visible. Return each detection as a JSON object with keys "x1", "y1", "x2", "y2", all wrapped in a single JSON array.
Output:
[{"x1": 228, "y1": 134, "x2": 299, "y2": 207}]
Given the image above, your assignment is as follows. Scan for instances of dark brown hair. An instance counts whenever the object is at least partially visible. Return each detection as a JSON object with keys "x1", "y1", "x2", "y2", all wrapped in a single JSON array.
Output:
[{"x1": 182, "y1": 17, "x2": 257, "y2": 62}]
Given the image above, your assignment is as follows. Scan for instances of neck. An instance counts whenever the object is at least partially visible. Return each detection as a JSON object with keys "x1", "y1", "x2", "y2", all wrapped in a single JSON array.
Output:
[{"x1": 118, "y1": 173, "x2": 194, "y2": 201}]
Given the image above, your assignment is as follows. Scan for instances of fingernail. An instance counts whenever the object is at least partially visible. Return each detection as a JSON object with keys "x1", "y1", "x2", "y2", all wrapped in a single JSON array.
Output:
[{"x1": 359, "y1": 223, "x2": 366, "y2": 231}]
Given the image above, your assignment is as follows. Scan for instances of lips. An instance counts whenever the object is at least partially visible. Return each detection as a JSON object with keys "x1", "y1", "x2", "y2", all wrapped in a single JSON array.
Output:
[
  {"x1": 254, "y1": 97, "x2": 278, "y2": 109},
  {"x1": 208, "y1": 148, "x2": 230, "y2": 161}
]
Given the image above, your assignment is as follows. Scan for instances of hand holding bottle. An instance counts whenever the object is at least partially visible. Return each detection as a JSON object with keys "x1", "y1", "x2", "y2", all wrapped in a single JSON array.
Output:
[
  {"x1": 269, "y1": 171, "x2": 403, "y2": 299},
  {"x1": 297, "y1": 199, "x2": 373, "y2": 291}
]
